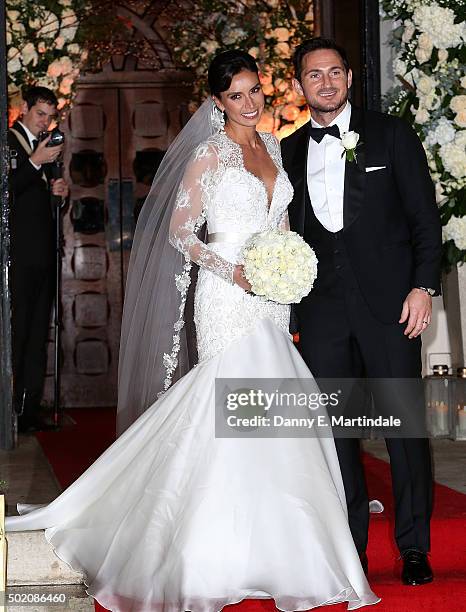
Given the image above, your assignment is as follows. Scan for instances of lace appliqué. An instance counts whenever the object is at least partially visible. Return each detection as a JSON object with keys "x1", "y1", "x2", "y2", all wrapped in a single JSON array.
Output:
[
  {"x1": 175, "y1": 185, "x2": 191, "y2": 209},
  {"x1": 159, "y1": 262, "x2": 190, "y2": 396},
  {"x1": 162, "y1": 131, "x2": 294, "y2": 392},
  {"x1": 161, "y1": 211, "x2": 207, "y2": 396}
]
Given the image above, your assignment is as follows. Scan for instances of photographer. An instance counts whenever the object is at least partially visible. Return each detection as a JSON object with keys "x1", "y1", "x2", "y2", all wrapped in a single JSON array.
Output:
[{"x1": 8, "y1": 86, "x2": 69, "y2": 432}]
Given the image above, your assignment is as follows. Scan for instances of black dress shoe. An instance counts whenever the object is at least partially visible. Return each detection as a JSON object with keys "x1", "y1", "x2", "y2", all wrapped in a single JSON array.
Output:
[
  {"x1": 401, "y1": 550, "x2": 433, "y2": 585},
  {"x1": 359, "y1": 551, "x2": 368, "y2": 576}
]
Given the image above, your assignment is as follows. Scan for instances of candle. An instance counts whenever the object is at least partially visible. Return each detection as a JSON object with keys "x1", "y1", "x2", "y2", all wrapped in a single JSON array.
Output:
[
  {"x1": 457, "y1": 406, "x2": 466, "y2": 439},
  {"x1": 435, "y1": 401, "x2": 449, "y2": 435}
]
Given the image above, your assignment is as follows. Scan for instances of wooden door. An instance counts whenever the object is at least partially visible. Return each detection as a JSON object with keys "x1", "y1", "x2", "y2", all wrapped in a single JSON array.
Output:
[{"x1": 43, "y1": 82, "x2": 190, "y2": 408}]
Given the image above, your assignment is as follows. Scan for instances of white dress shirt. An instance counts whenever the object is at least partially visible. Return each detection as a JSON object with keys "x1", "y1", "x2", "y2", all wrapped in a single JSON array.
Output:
[
  {"x1": 307, "y1": 102, "x2": 351, "y2": 233},
  {"x1": 18, "y1": 121, "x2": 41, "y2": 170}
]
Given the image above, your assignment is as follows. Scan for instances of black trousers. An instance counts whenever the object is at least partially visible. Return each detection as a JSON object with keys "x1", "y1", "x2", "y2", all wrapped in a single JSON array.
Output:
[
  {"x1": 298, "y1": 285, "x2": 433, "y2": 554},
  {"x1": 11, "y1": 261, "x2": 54, "y2": 419}
]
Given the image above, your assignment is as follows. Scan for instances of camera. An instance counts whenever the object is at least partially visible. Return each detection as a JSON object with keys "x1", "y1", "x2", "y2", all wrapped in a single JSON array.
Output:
[{"x1": 38, "y1": 126, "x2": 65, "y2": 147}]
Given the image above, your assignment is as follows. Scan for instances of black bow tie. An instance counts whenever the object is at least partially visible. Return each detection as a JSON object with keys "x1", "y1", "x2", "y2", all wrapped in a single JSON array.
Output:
[
  {"x1": 32, "y1": 139, "x2": 39, "y2": 151},
  {"x1": 308, "y1": 123, "x2": 341, "y2": 143}
]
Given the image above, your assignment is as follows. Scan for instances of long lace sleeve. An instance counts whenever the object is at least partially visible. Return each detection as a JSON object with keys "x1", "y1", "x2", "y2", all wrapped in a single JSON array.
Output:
[{"x1": 169, "y1": 142, "x2": 235, "y2": 284}]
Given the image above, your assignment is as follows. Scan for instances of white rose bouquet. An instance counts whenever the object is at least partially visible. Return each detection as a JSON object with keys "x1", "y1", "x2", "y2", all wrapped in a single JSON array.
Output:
[{"x1": 242, "y1": 229, "x2": 318, "y2": 304}]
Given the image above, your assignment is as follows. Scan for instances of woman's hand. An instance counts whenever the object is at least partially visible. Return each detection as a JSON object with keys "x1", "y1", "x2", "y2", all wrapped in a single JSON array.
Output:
[{"x1": 233, "y1": 264, "x2": 252, "y2": 292}]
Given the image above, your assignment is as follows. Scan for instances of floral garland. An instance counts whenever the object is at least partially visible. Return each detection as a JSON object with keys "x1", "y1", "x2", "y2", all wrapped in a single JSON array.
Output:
[
  {"x1": 170, "y1": 0, "x2": 314, "y2": 139},
  {"x1": 6, "y1": 0, "x2": 91, "y2": 122},
  {"x1": 381, "y1": 0, "x2": 466, "y2": 270}
]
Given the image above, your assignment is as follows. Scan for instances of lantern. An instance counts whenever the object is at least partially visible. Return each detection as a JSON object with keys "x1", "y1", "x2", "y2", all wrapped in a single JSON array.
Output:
[
  {"x1": 424, "y1": 365, "x2": 454, "y2": 439},
  {"x1": 453, "y1": 367, "x2": 466, "y2": 440}
]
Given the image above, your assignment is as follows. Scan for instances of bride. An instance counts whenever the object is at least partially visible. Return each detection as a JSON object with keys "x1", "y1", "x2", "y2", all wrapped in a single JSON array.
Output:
[{"x1": 7, "y1": 50, "x2": 380, "y2": 612}]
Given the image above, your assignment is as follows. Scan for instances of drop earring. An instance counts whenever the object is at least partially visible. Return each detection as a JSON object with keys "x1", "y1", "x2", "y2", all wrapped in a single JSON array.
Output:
[{"x1": 211, "y1": 103, "x2": 225, "y2": 132}]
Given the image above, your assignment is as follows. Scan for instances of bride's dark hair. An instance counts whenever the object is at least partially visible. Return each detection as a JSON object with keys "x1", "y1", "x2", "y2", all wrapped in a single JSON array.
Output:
[{"x1": 208, "y1": 50, "x2": 259, "y2": 97}]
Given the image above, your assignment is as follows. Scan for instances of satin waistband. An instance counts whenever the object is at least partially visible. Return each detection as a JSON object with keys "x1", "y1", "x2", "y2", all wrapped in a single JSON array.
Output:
[{"x1": 207, "y1": 232, "x2": 258, "y2": 244}]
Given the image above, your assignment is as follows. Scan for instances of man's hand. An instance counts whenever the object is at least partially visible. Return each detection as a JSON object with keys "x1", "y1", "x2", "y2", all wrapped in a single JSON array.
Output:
[
  {"x1": 233, "y1": 264, "x2": 252, "y2": 292},
  {"x1": 399, "y1": 288, "x2": 432, "y2": 339},
  {"x1": 51, "y1": 178, "x2": 69, "y2": 199},
  {"x1": 30, "y1": 135, "x2": 63, "y2": 166}
]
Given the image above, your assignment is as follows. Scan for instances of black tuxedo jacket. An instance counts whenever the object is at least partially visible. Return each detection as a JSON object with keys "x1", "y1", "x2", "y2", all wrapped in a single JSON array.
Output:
[
  {"x1": 281, "y1": 107, "x2": 442, "y2": 324},
  {"x1": 8, "y1": 122, "x2": 54, "y2": 268}
]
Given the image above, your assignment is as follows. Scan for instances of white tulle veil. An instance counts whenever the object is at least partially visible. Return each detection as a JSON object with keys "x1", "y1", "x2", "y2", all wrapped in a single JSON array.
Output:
[{"x1": 117, "y1": 99, "x2": 222, "y2": 434}]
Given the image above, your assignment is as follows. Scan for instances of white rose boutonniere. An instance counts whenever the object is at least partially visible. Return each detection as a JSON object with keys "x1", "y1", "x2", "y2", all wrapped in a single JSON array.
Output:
[{"x1": 340, "y1": 130, "x2": 361, "y2": 163}]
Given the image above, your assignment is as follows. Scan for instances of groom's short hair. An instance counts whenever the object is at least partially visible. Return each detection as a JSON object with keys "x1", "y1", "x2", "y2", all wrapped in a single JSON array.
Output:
[{"x1": 293, "y1": 38, "x2": 350, "y2": 80}]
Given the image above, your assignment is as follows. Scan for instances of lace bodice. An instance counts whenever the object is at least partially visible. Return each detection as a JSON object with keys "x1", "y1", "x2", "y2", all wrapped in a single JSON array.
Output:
[
  {"x1": 162, "y1": 130, "x2": 294, "y2": 384},
  {"x1": 169, "y1": 131, "x2": 293, "y2": 282}
]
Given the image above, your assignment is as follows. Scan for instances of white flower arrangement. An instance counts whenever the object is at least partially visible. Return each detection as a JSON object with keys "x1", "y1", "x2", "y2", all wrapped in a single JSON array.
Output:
[
  {"x1": 442, "y1": 215, "x2": 466, "y2": 251},
  {"x1": 6, "y1": 0, "x2": 88, "y2": 120},
  {"x1": 412, "y1": 4, "x2": 465, "y2": 50},
  {"x1": 425, "y1": 116, "x2": 456, "y2": 146},
  {"x1": 382, "y1": 0, "x2": 466, "y2": 270},
  {"x1": 242, "y1": 230, "x2": 318, "y2": 304},
  {"x1": 439, "y1": 141, "x2": 466, "y2": 180},
  {"x1": 170, "y1": 0, "x2": 314, "y2": 138}
]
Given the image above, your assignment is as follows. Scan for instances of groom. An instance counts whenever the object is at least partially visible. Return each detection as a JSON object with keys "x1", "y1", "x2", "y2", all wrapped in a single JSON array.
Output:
[{"x1": 281, "y1": 38, "x2": 442, "y2": 585}]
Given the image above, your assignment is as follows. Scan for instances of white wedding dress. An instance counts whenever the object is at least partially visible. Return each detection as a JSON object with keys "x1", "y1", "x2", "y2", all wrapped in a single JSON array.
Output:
[{"x1": 7, "y1": 131, "x2": 379, "y2": 612}]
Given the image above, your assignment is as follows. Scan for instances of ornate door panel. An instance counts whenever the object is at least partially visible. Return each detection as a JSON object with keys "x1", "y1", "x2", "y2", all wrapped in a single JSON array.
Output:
[
  {"x1": 43, "y1": 82, "x2": 190, "y2": 408},
  {"x1": 43, "y1": 88, "x2": 122, "y2": 407},
  {"x1": 118, "y1": 85, "x2": 189, "y2": 280}
]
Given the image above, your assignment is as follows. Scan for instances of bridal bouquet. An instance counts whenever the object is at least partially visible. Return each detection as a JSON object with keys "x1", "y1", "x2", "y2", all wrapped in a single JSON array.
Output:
[{"x1": 242, "y1": 230, "x2": 318, "y2": 304}]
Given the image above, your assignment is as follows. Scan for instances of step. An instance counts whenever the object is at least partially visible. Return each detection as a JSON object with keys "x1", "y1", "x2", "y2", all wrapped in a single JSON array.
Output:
[{"x1": 7, "y1": 531, "x2": 84, "y2": 586}]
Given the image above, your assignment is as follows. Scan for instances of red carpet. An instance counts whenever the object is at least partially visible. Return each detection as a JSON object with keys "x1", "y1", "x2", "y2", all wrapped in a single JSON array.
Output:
[
  {"x1": 36, "y1": 409, "x2": 466, "y2": 612},
  {"x1": 36, "y1": 408, "x2": 116, "y2": 489}
]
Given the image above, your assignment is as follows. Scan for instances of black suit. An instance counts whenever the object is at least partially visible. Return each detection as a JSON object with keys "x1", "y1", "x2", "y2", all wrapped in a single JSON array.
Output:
[
  {"x1": 281, "y1": 108, "x2": 442, "y2": 555},
  {"x1": 8, "y1": 122, "x2": 55, "y2": 423}
]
